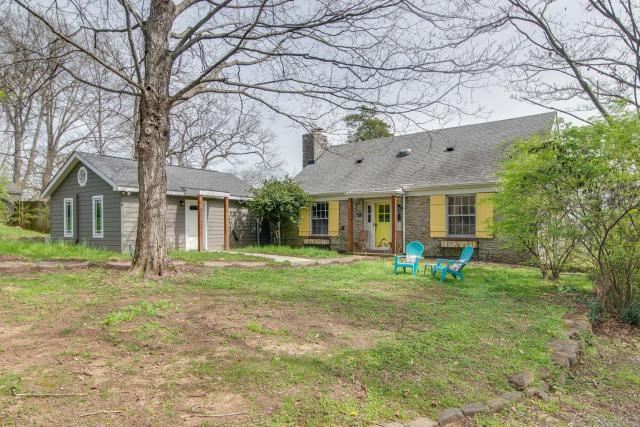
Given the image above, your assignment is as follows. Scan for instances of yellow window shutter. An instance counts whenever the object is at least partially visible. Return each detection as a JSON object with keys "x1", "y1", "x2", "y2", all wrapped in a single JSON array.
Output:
[
  {"x1": 328, "y1": 201, "x2": 340, "y2": 236},
  {"x1": 430, "y1": 195, "x2": 446, "y2": 237},
  {"x1": 476, "y1": 192, "x2": 494, "y2": 238},
  {"x1": 299, "y1": 206, "x2": 310, "y2": 237}
]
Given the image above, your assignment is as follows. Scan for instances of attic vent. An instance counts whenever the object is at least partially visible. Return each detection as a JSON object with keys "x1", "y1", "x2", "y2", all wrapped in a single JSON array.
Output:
[
  {"x1": 397, "y1": 148, "x2": 412, "y2": 157},
  {"x1": 445, "y1": 146, "x2": 455, "y2": 152},
  {"x1": 355, "y1": 158, "x2": 364, "y2": 164}
]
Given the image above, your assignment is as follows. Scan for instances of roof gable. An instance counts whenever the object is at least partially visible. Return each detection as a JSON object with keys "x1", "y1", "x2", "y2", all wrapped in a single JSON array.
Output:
[{"x1": 295, "y1": 112, "x2": 556, "y2": 195}]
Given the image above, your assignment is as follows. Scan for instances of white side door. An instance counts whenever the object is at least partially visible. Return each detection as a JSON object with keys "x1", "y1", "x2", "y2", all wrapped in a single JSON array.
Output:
[
  {"x1": 185, "y1": 200, "x2": 208, "y2": 251},
  {"x1": 185, "y1": 200, "x2": 199, "y2": 250}
]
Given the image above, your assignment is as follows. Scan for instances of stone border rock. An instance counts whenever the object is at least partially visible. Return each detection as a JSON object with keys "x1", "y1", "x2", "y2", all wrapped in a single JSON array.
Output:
[
  {"x1": 104, "y1": 260, "x2": 189, "y2": 270},
  {"x1": 0, "y1": 254, "x2": 369, "y2": 273},
  {"x1": 202, "y1": 260, "x2": 269, "y2": 268},
  {"x1": 376, "y1": 313, "x2": 593, "y2": 427}
]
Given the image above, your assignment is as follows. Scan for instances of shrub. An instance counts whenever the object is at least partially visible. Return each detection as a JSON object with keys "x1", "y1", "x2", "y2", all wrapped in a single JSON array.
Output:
[
  {"x1": 587, "y1": 299, "x2": 604, "y2": 325},
  {"x1": 620, "y1": 303, "x2": 640, "y2": 327}
]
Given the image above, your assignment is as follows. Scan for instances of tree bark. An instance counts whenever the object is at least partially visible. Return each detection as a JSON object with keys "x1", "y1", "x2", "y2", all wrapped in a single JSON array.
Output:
[{"x1": 130, "y1": 0, "x2": 175, "y2": 276}]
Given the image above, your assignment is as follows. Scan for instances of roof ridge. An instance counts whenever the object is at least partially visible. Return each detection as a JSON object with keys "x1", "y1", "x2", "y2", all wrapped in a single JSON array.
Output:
[
  {"x1": 325, "y1": 111, "x2": 556, "y2": 150},
  {"x1": 75, "y1": 150, "x2": 232, "y2": 176}
]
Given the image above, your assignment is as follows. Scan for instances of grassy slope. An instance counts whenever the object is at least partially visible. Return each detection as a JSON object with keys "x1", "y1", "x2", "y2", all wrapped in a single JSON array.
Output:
[
  {"x1": 240, "y1": 244, "x2": 343, "y2": 258},
  {"x1": 0, "y1": 225, "x2": 46, "y2": 240},
  {"x1": 0, "y1": 224, "x2": 269, "y2": 263},
  {"x1": 1, "y1": 254, "x2": 619, "y2": 426},
  {"x1": 0, "y1": 224, "x2": 129, "y2": 262}
]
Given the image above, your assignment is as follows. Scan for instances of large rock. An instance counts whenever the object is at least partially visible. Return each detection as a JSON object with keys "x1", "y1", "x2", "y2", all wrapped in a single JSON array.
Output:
[
  {"x1": 486, "y1": 397, "x2": 509, "y2": 412},
  {"x1": 564, "y1": 314, "x2": 592, "y2": 335},
  {"x1": 508, "y1": 369, "x2": 534, "y2": 390},
  {"x1": 550, "y1": 339, "x2": 580, "y2": 368},
  {"x1": 406, "y1": 417, "x2": 437, "y2": 427},
  {"x1": 501, "y1": 391, "x2": 524, "y2": 403},
  {"x1": 526, "y1": 387, "x2": 551, "y2": 401},
  {"x1": 437, "y1": 408, "x2": 463, "y2": 425},
  {"x1": 461, "y1": 402, "x2": 490, "y2": 416},
  {"x1": 105, "y1": 260, "x2": 131, "y2": 270}
]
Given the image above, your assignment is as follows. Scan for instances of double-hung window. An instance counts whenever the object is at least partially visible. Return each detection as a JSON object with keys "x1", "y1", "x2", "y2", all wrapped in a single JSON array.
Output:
[
  {"x1": 63, "y1": 198, "x2": 74, "y2": 237},
  {"x1": 311, "y1": 202, "x2": 329, "y2": 235},
  {"x1": 92, "y1": 195, "x2": 104, "y2": 238},
  {"x1": 447, "y1": 194, "x2": 476, "y2": 236}
]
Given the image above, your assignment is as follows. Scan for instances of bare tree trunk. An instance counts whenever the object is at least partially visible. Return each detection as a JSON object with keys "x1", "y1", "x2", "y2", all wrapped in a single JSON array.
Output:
[
  {"x1": 12, "y1": 127, "x2": 24, "y2": 183},
  {"x1": 41, "y1": 148, "x2": 56, "y2": 188},
  {"x1": 130, "y1": 0, "x2": 174, "y2": 276}
]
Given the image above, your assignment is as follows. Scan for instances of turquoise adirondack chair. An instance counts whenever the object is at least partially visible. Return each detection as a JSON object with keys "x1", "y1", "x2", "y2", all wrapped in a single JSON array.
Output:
[
  {"x1": 431, "y1": 246, "x2": 474, "y2": 283},
  {"x1": 394, "y1": 241, "x2": 424, "y2": 276}
]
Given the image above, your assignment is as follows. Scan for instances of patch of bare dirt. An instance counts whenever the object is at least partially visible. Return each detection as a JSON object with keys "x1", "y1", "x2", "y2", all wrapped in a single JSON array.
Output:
[
  {"x1": 0, "y1": 255, "x2": 26, "y2": 262},
  {"x1": 593, "y1": 318, "x2": 640, "y2": 343},
  {"x1": 0, "y1": 268, "x2": 396, "y2": 425}
]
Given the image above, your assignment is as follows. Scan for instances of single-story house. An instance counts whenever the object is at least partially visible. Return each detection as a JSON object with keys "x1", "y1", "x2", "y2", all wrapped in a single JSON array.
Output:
[
  {"x1": 2, "y1": 182, "x2": 23, "y2": 218},
  {"x1": 42, "y1": 151, "x2": 261, "y2": 252},
  {"x1": 291, "y1": 112, "x2": 556, "y2": 262}
]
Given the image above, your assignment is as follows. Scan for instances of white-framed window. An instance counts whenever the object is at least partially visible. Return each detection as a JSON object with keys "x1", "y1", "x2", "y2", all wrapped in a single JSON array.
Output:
[
  {"x1": 77, "y1": 166, "x2": 88, "y2": 186},
  {"x1": 63, "y1": 198, "x2": 74, "y2": 237},
  {"x1": 311, "y1": 202, "x2": 329, "y2": 235},
  {"x1": 92, "y1": 195, "x2": 104, "y2": 238},
  {"x1": 447, "y1": 194, "x2": 476, "y2": 236}
]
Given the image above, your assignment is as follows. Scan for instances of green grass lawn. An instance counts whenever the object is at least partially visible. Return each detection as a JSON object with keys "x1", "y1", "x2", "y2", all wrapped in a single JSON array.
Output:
[
  {"x1": 3, "y1": 248, "x2": 632, "y2": 427},
  {"x1": 240, "y1": 244, "x2": 343, "y2": 258},
  {"x1": 0, "y1": 225, "x2": 271, "y2": 263}
]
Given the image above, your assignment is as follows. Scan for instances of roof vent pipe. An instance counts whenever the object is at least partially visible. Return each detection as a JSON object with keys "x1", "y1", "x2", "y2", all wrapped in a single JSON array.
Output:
[{"x1": 397, "y1": 148, "x2": 412, "y2": 157}]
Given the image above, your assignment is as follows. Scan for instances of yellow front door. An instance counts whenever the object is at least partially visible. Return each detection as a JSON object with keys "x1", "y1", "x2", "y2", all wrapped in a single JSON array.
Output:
[{"x1": 375, "y1": 202, "x2": 391, "y2": 249}]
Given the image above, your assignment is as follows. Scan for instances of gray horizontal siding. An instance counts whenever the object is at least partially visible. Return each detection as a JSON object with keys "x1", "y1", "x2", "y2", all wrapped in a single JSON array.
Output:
[
  {"x1": 50, "y1": 162, "x2": 121, "y2": 251},
  {"x1": 206, "y1": 199, "x2": 224, "y2": 250},
  {"x1": 230, "y1": 202, "x2": 260, "y2": 248},
  {"x1": 121, "y1": 195, "x2": 184, "y2": 253}
]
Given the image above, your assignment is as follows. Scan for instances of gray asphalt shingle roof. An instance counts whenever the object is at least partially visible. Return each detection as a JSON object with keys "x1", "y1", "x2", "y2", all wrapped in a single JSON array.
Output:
[
  {"x1": 295, "y1": 113, "x2": 556, "y2": 195},
  {"x1": 76, "y1": 151, "x2": 251, "y2": 198}
]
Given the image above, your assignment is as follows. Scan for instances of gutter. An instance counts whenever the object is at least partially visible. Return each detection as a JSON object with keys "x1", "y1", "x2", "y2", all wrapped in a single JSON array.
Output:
[
  {"x1": 307, "y1": 181, "x2": 497, "y2": 199},
  {"x1": 117, "y1": 186, "x2": 250, "y2": 200}
]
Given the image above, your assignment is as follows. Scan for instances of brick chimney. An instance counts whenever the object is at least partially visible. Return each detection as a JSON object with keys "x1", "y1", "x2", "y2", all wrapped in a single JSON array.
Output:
[{"x1": 302, "y1": 128, "x2": 327, "y2": 168}]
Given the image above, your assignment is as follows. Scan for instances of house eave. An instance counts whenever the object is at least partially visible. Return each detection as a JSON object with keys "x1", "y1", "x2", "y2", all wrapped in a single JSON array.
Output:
[
  {"x1": 116, "y1": 186, "x2": 249, "y2": 200},
  {"x1": 305, "y1": 182, "x2": 497, "y2": 200}
]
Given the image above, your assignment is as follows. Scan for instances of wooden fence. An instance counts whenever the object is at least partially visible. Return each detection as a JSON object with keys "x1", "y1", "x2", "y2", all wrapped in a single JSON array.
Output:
[{"x1": 11, "y1": 200, "x2": 50, "y2": 233}]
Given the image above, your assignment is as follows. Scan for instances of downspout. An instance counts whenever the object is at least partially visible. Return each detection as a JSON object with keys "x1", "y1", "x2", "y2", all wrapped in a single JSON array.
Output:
[{"x1": 401, "y1": 186, "x2": 407, "y2": 253}]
